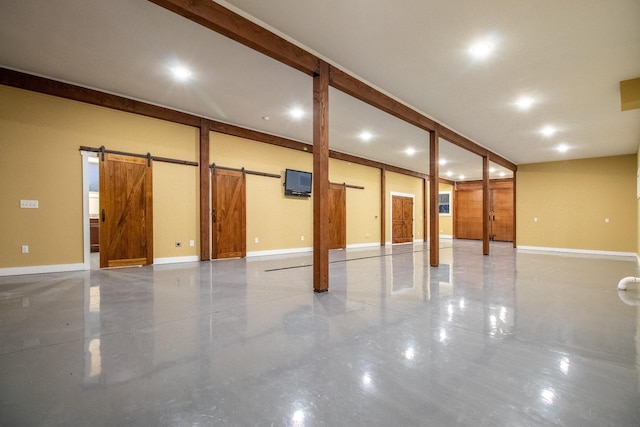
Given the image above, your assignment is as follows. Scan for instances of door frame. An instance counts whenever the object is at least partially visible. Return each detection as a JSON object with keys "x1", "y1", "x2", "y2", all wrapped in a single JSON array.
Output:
[
  {"x1": 389, "y1": 191, "x2": 415, "y2": 245},
  {"x1": 81, "y1": 150, "x2": 98, "y2": 270}
]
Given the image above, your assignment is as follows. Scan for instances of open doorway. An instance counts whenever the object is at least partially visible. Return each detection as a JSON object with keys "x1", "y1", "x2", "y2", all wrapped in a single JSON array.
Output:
[{"x1": 82, "y1": 151, "x2": 100, "y2": 270}]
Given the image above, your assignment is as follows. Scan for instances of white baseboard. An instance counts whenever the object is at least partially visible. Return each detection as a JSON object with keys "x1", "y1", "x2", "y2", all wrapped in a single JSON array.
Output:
[
  {"x1": 517, "y1": 245, "x2": 637, "y2": 260},
  {"x1": 247, "y1": 247, "x2": 313, "y2": 258},
  {"x1": 346, "y1": 242, "x2": 381, "y2": 250},
  {"x1": 153, "y1": 256, "x2": 200, "y2": 265},
  {"x1": 0, "y1": 263, "x2": 86, "y2": 277}
]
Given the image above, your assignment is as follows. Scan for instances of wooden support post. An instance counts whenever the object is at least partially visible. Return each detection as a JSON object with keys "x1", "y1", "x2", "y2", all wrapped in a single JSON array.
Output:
[
  {"x1": 482, "y1": 155, "x2": 490, "y2": 255},
  {"x1": 429, "y1": 129, "x2": 439, "y2": 267},
  {"x1": 380, "y1": 167, "x2": 386, "y2": 246},
  {"x1": 423, "y1": 177, "x2": 429, "y2": 247},
  {"x1": 313, "y1": 61, "x2": 330, "y2": 292},
  {"x1": 199, "y1": 119, "x2": 211, "y2": 261},
  {"x1": 512, "y1": 172, "x2": 517, "y2": 248}
]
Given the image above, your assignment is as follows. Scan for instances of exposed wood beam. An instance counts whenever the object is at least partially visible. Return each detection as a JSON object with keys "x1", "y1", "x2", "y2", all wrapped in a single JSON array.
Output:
[
  {"x1": 210, "y1": 121, "x2": 309, "y2": 153},
  {"x1": 329, "y1": 66, "x2": 436, "y2": 132},
  {"x1": 313, "y1": 60, "x2": 330, "y2": 292},
  {"x1": 0, "y1": 67, "x2": 201, "y2": 127},
  {"x1": 438, "y1": 177, "x2": 456, "y2": 186},
  {"x1": 1, "y1": 67, "x2": 433, "y2": 182},
  {"x1": 490, "y1": 153, "x2": 517, "y2": 172},
  {"x1": 147, "y1": 0, "x2": 319, "y2": 75},
  {"x1": 438, "y1": 126, "x2": 487, "y2": 158},
  {"x1": 429, "y1": 129, "x2": 440, "y2": 267}
]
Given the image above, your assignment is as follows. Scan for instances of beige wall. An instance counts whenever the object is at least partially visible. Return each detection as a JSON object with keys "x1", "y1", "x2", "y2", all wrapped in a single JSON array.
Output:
[
  {"x1": 329, "y1": 159, "x2": 381, "y2": 246},
  {"x1": 0, "y1": 86, "x2": 199, "y2": 269},
  {"x1": 385, "y1": 171, "x2": 425, "y2": 244},
  {"x1": 211, "y1": 133, "x2": 383, "y2": 251},
  {"x1": 516, "y1": 155, "x2": 637, "y2": 253},
  {"x1": 211, "y1": 133, "x2": 313, "y2": 253}
]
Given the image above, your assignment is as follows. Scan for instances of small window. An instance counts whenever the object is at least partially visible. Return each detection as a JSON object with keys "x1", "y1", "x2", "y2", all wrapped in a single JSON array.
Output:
[{"x1": 439, "y1": 192, "x2": 451, "y2": 215}]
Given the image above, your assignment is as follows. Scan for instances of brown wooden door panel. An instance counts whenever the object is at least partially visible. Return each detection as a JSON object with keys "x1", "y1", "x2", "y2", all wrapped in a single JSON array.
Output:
[
  {"x1": 455, "y1": 181, "x2": 514, "y2": 242},
  {"x1": 491, "y1": 187, "x2": 514, "y2": 242},
  {"x1": 99, "y1": 153, "x2": 153, "y2": 268},
  {"x1": 212, "y1": 169, "x2": 246, "y2": 259},
  {"x1": 328, "y1": 183, "x2": 346, "y2": 250},
  {"x1": 455, "y1": 188, "x2": 483, "y2": 240},
  {"x1": 392, "y1": 195, "x2": 413, "y2": 244}
]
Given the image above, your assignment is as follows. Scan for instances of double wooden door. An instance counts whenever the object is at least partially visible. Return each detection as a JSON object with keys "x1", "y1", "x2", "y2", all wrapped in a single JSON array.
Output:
[
  {"x1": 99, "y1": 153, "x2": 153, "y2": 268},
  {"x1": 454, "y1": 181, "x2": 513, "y2": 242},
  {"x1": 211, "y1": 168, "x2": 246, "y2": 259},
  {"x1": 392, "y1": 195, "x2": 413, "y2": 244}
]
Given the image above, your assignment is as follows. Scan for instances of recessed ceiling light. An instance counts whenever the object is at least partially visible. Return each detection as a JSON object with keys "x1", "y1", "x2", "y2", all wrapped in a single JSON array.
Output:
[
  {"x1": 170, "y1": 65, "x2": 192, "y2": 82},
  {"x1": 439, "y1": 158, "x2": 447, "y2": 165},
  {"x1": 556, "y1": 143, "x2": 570, "y2": 153},
  {"x1": 288, "y1": 107, "x2": 305, "y2": 120},
  {"x1": 541, "y1": 125, "x2": 556, "y2": 137},
  {"x1": 446, "y1": 171, "x2": 453, "y2": 177},
  {"x1": 262, "y1": 116, "x2": 270, "y2": 121},
  {"x1": 405, "y1": 147, "x2": 416, "y2": 156},
  {"x1": 359, "y1": 131, "x2": 373, "y2": 142},
  {"x1": 469, "y1": 40, "x2": 494, "y2": 59},
  {"x1": 515, "y1": 96, "x2": 534, "y2": 110},
  {"x1": 499, "y1": 171, "x2": 506, "y2": 177},
  {"x1": 489, "y1": 167, "x2": 496, "y2": 173},
  {"x1": 459, "y1": 174, "x2": 465, "y2": 180}
]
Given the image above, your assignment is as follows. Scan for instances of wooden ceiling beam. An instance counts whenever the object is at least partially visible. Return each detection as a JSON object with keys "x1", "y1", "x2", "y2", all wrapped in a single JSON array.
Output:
[
  {"x1": 147, "y1": 0, "x2": 319, "y2": 76},
  {"x1": 0, "y1": 67, "x2": 201, "y2": 127},
  {"x1": 329, "y1": 66, "x2": 436, "y2": 133}
]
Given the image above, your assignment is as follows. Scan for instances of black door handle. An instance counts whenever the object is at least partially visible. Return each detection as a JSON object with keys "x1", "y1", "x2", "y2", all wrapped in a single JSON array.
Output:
[{"x1": 101, "y1": 209, "x2": 105, "y2": 222}]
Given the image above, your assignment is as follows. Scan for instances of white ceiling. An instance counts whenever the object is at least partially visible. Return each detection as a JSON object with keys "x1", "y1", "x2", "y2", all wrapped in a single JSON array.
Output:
[{"x1": 1, "y1": 0, "x2": 639, "y2": 181}]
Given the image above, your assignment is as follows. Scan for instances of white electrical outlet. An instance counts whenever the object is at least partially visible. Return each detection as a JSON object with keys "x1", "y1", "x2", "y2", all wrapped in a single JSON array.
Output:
[
  {"x1": 21, "y1": 245, "x2": 29, "y2": 254},
  {"x1": 604, "y1": 218, "x2": 609, "y2": 223},
  {"x1": 190, "y1": 240, "x2": 195, "y2": 247},
  {"x1": 254, "y1": 237, "x2": 259, "y2": 243},
  {"x1": 300, "y1": 235, "x2": 304, "y2": 241}
]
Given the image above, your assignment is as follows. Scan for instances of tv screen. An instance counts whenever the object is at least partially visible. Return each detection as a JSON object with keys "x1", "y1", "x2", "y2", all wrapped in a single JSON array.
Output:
[{"x1": 284, "y1": 169, "x2": 312, "y2": 197}]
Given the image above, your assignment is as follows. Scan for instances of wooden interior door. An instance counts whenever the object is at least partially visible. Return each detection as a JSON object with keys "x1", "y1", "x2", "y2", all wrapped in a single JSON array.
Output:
[
  {"x1": 212, "y1": 168, "x2": 246, "y2": 259},
  {"x1": 328, "y1": 183, "x2": 346, "y2": 250},
  {"x1": 490, "y1": 187, "x2": 514, "y2": 242},
  {"x1": 99, "y1": 153, "x2": 153, "y2": 268},
  {"x1": 454, "y1": 187, "x2": 482, "y2": 240},
  {"x1": 392, "y1": 196, "x2": 413, "y2": 244}
]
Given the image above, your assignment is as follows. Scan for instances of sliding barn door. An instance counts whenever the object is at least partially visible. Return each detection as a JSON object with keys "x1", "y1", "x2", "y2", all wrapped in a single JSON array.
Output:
[
  {"x1": 392, "y1": 195, "x2": 413, "y2": 244},
  {"x1": 455, "y1": 181, "x2": 514, "y2": 242},
  {"x1": 212, "y1": 168, "x2": 246, "y2": 259},
  {"x1": 328, "y1": 183, "x2": 346, "y2": 250},
  {"x1": 99, "y1": 153, "x2": 153, "y2": 268}
]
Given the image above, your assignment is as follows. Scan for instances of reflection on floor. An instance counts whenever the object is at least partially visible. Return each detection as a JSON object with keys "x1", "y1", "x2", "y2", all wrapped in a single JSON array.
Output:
[{"x1": 1, "y1": 240, "x2": 639, "y2": 426}]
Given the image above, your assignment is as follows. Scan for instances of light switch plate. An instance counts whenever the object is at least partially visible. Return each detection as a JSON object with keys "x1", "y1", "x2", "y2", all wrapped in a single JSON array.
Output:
[{"x1": 20, "y1": 200, "x2": 39, "y2": 209}]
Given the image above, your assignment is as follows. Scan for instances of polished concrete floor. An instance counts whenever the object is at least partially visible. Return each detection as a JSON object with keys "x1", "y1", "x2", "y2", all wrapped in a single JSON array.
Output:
[{"x1": 1, "y1": 241, "x2": 639, "y2": 426}]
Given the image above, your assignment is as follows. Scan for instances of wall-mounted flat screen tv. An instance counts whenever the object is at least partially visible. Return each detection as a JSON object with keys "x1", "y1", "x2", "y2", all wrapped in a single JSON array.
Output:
[{"x1": 284, "y1": 169, "x2": 312, "y2": 197}]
